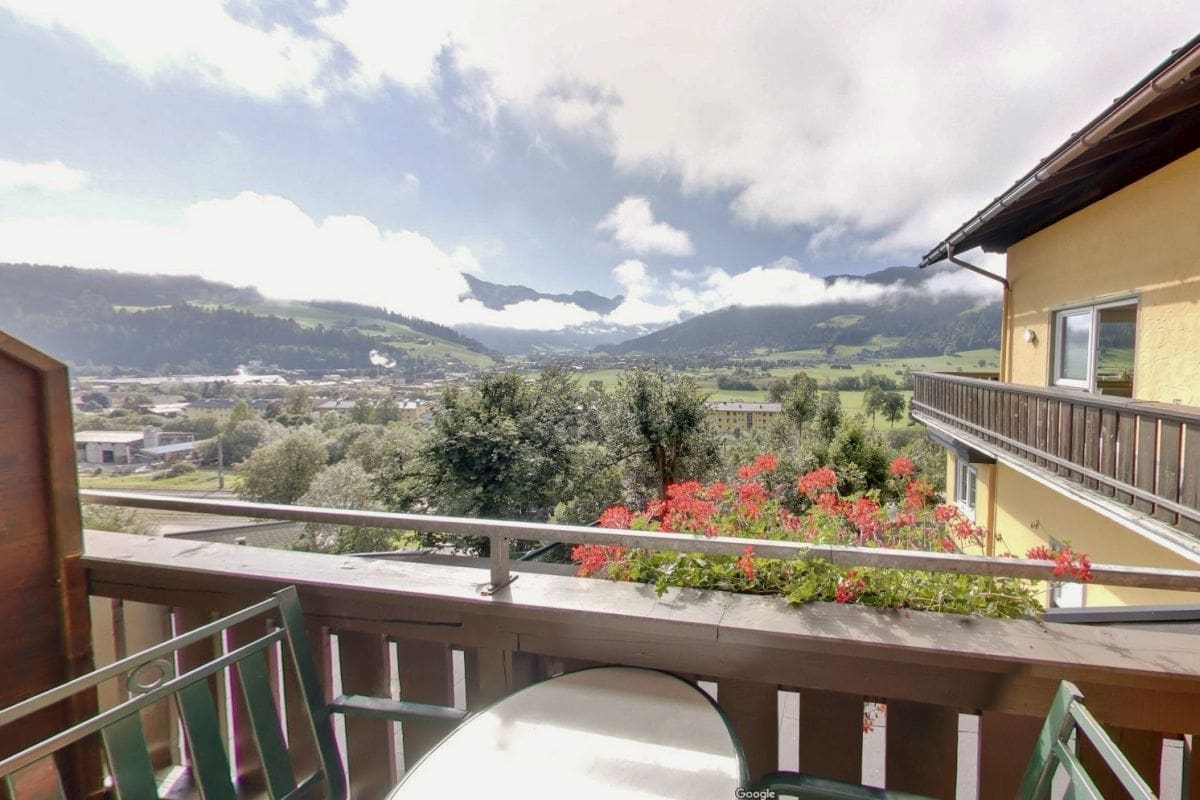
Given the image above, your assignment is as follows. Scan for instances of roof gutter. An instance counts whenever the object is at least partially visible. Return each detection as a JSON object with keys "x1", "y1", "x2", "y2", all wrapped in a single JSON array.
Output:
[{"x1": 919, "y1": 33, "x2": 1200, "y2": 269}]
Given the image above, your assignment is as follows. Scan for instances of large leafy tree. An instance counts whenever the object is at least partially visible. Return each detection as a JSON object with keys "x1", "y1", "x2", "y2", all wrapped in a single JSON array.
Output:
[
  {"x1": 235, "y1": 429, "x2": 328, "y2": 504},
  {"x1": 610, "y1": 366, "x2": 720, "y2": 500},
  {"x1": 294, "y1": 461, "x2": 396, "y2": 554},
  {"x1": 420, "y1": 369, "x2": 595, "y2": 520}
]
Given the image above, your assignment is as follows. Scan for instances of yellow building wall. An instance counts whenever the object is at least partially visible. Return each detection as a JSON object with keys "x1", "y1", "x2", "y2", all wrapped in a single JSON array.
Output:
[
  {"x1": 1005, "y1": 147, "x2": 1200, "y2": 404},
  {"x1": 991, "y1": 464, "x2": 1198, "y2": 606}
]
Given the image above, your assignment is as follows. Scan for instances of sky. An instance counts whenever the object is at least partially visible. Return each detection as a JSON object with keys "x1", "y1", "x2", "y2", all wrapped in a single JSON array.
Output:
[{"x1": 1, "y1": 2, "x2": 1197, "y2": 331}]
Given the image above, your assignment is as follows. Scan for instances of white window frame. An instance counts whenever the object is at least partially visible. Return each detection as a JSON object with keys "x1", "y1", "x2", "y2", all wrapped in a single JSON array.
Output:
[
  {"x1": 1051, "y1": 297, "x2": 1138, "y2": 393},
  {"x1": 954, "y1": 458, "x2": 977, "y2": 521}
]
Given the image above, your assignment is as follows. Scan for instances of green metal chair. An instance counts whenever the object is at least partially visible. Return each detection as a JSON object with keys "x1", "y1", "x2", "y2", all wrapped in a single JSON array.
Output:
[
  {"x1": 755, "y1": 679, "x2": 1158, "y2": 800},
  {"x1": 1018, "y1": 680, "x2": 1157, "y2": 799},
  {"x1": 0, "y1": 586, "x2": 465, "y2": 799}
]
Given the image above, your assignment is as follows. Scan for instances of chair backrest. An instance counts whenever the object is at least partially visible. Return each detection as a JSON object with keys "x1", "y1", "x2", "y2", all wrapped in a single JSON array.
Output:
[
  {"x1": 0, "y1": 586, "x2": 346, "y2": 800},
  {"x1": 1018, "y1": 680, "x2": 1157, "y2": 800}
]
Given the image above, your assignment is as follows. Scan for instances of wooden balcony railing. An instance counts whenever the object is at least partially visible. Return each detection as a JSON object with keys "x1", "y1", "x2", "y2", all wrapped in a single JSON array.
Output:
[
  {"x1": 72, "y1": 498, "x2": 1200, "y2": 799},
  {"x1": 912, "y1": 372, "x2": 1200, "y2": 536}
]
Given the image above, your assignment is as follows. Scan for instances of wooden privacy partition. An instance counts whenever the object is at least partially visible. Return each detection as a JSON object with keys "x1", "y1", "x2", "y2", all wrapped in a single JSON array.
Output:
[{"x1": 0, "y1": 332, "x2": 99, "y2": 798}]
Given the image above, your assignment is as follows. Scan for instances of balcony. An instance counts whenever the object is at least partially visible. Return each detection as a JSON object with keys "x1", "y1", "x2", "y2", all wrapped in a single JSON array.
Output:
[
  {"x1": 911, "y1": 372, "x2": 1200, "y2": 552},
  {"x1": 2, "y1": 338, "x2": 1200, "y2": 799},
  {"x1": 32, "y1": 493, "x2": 1191, "y2": 798}
]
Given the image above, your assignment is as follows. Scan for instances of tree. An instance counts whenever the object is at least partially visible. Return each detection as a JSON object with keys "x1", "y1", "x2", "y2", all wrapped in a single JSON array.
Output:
[
  {"x1": 210, "y1": 418, "x2": 271, "y2": 467},
  {"x1": 780, "y1": 373, "x2": 819, "y2": 440},
  {"x1": 80, "y1": 391, "x2": 110, "y2": 410},
  {"x1": 374, "y1": 395, "x2": 401, "y2": 424},
  {"x1": 293, "y1": 461, "x2": 396, "y2": 554},
  {"x1": 225, "y1": 399, "x2": 255, "y2": 429},
  {"x1": 235, "y1": 429, "x2": 328, "y2": 504},
  {"x1": 863, "y1": 385, "x2": 885, "y2": 428},
  {"x1": 420, "y1": 369, "x2": 593, "y2": 520},
  {"x1": 813, "y1": 390, "x2": 843, "y2": 444},
  {"x1": 283, "y1": 387, "x2": 312, "y2": 418},
  {"x1": 611, "y1": 365, "x2": 720, "y2": 500},
  {"x1": 881, "y1": 391, "x2": 906, "y2": 427}
]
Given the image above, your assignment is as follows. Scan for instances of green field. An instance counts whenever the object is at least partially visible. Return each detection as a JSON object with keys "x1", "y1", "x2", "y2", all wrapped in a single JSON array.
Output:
[
  {"x1": 208, "y1": 301, "x2": 498, "y2": 368},
  {"x1": 562, "y1": 348, "x2": 999, "y2": 423},
  {"x1": 79, "y1": 468, "x2": 239, "y2": 491}
]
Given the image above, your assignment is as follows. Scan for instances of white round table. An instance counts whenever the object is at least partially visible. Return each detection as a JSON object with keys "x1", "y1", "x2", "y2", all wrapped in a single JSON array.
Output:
[{"x1": 386, "y1": 666, "x2": 747, "y2": 799}]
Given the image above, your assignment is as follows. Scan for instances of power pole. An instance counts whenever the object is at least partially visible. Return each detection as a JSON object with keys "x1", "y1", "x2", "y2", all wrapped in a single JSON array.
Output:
[{"x1": 216, "y1": 435, "x2": 224, "y2": 490}]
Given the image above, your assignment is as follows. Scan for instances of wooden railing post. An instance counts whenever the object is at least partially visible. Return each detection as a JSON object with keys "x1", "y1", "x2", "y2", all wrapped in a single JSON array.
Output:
[
  {"x1": 978, "y1": 711, "x2": 1043, "y2": 799},
  {"x1": 797, "y1": 689, "x2": 863, "y2": 784},
  {"x1": 394, "y1": 639, "x2": 454, "y2": 769},
  {"x1": 884, "y1": 699, "x2": 957, "y2": 797},
  {"x1": 336, "y1": 630, "x2": 396, "y2": 798},
  {"x1": 718, "y1": 679, "x2": 778, "y2": 784}
]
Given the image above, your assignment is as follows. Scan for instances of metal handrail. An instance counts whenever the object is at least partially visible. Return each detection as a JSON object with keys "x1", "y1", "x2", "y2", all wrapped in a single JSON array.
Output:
[{"x1": 81, "y1": 491, "x2": 1200, "y2": 594}]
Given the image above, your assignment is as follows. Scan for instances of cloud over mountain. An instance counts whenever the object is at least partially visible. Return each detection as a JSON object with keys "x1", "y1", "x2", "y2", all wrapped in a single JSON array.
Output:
[{"x1": 597, "y1": 197, "x2": 694, "y2": 256}]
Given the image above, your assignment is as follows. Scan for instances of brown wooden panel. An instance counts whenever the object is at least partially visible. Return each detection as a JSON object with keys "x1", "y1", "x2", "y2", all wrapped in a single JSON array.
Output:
[
  {"x1": 797, "y1": 689, "x2": 863, "y2": 785},
  {"x1": 0, "y1": 336, "x2": 100, "y2": 798},
  {"x1": 1070, "y1": 404, "x2": 1087, "y2": 483},
  {"x1": 1079, "y1": 727, "x2": 1163, "y2": 796},
  {"x1": 1045, "y1": 401, "x2": 1059, "y2": 471},
  {"x1": 1187, "y1": 733, "x2": 1199, "y2": 800},
  {"x1": 337, "y1": 629, "x2": 396, "y2": 797},
  {"x1": 719, "y1": 679, "x2": 778, "y2": 783},
  {"x1": 1116, "y1": 411, "x2": 1137, "y2": 504},
  {"x1": 1034, "y1": 398, "x2": 1048, "y2": 468},
  {"x1": 1057, "y1": 401, "x2": 1074, "y2": 476},
  {"x1": 1156, "y1": 420, "x2": 1182, "y2": 524},
  {"x1": 1134, "y1": 415, "x2": 1158, "y2": 513},
  {"x1": 978, "y1": 711, "x2": 1042, "y2": 800},
  {"x1": 1083, "y1": 406, "x2": 1101, "y2": 490},
  {"x1": 884, "y1": 700, "x2": 957, "y2": 797},
  {"x1": 1098, "y1": 409, "x2": 1118, "y2": 497},
  {"x1": 463, "y1": 647, "x2": 510, "y2": 711},
  {"x1": 1181, "y1": 425, "x2": 1200, "y2": 534},
  {"x1": 395, "y1": 638, "x2": 455, "y2": 769}
]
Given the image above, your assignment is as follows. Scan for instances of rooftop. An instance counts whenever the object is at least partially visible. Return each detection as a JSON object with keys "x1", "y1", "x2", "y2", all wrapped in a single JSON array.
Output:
[{"x1": 921, "y1": 32, "x2": 1200, "y2": 265}]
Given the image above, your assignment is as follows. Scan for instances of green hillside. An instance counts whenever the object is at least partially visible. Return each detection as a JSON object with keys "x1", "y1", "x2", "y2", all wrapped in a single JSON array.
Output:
[{"x1": 0, "y1": 263, "x2": 499, "y2": 372}]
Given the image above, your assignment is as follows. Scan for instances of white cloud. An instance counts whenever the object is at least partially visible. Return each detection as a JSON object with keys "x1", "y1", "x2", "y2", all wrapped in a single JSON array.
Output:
[
  {"x1": 602, "y1": 255, "x2": 1002, "y2": 326},
  {"x1": 0, "y1": 191, "x2": 600, "y2": 330},
  {"x1": 8, "y1": 3, "x2": 1195, "y2": 259},
  {"x1": 597, "y1": 197, "x2": 694, "y2": 256},
  {"x1": 0, "y1": 159, "x2": 87, "y2": 191},
  {"x1": 1, "y1": 0, "x2": 333, "y2": 101},
  {"x1": 309, "y1": 2, "x2": 1197, "y2": 257}
]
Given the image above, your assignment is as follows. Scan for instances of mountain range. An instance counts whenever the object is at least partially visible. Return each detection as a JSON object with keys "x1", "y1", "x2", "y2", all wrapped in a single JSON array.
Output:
[{"x1": 0, "y1": 262, "x2": 1001, "y2": 370}]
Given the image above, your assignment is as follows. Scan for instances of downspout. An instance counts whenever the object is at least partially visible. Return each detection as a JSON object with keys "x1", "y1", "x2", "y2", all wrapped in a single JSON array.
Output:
[{"x1": 945, "y1": 246, "x2": 1011, "y2": 380}]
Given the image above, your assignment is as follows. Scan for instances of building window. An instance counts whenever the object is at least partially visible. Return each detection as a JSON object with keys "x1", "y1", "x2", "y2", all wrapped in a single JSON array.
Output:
[
  {"x1": 955, "y1": 458, "x2": 977, "y2": 520},
  {"x1": 1052, "y1": 299, "x2": 1137, "y2": 396}
]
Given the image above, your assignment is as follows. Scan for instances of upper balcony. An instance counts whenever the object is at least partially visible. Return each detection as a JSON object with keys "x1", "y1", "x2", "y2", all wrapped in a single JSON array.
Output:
[{"x1": 911, "y1": 371, "x2": 1200, "y2": 558}]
